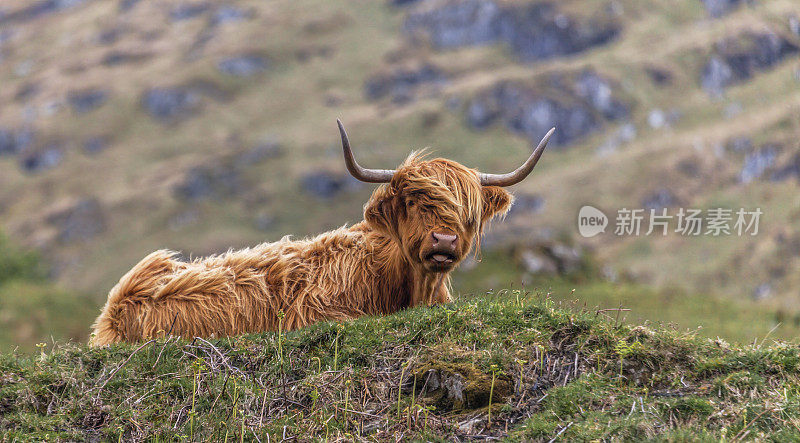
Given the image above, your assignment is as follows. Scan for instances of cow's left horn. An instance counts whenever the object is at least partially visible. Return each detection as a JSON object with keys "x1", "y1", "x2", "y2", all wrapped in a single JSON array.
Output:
[
  {"x1": 480, "y1": 127, "x2": 555, "y2": 187},
  {"x1": 338, "y1": 119, "x2": 395, "y2": 183}
]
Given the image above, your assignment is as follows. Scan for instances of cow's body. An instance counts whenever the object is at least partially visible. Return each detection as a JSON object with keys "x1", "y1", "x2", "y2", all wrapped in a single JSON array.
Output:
[
  {"x1": 90, "y1": 121, "x2": 553, "y2": 346},
  {"x1": 90, "y1": 222, "x2": 448, "y2": 346}
]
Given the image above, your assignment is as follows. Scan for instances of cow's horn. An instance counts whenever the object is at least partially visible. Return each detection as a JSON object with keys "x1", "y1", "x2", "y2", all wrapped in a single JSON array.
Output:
[
  {"x1": 480, "y1": 127, "x2": 555, "y2": 187},
  {"x1": 338, "y1": 119, "x2": 395, "y2": 183}
]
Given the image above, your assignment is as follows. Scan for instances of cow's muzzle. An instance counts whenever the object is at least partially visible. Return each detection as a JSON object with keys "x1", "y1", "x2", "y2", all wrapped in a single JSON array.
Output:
[{"x1": 422, "y1": 232, "x2": 459, "y2": 271}]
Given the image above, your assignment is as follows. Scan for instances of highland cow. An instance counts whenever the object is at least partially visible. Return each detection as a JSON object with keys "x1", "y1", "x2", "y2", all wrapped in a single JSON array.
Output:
[{"x1": 89, "y1": 120, "x2": 554, "y2": 346}]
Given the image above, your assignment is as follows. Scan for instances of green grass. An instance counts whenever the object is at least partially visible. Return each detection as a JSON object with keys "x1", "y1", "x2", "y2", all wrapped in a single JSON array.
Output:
[
  {"x1": 454, "y1": 252, "x2": 800, "y2": 344},
  {"x1": 2, "y1": 288, "x2": 799, "y2": 441},
  {"x1": 0, "y1": 234, "x2": 96, "y2": 352}
]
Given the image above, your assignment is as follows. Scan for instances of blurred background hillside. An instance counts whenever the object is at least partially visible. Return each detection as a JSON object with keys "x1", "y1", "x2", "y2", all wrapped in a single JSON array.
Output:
[{"x1": 0, "y1": 0, "x2": 799, "y2": 350}]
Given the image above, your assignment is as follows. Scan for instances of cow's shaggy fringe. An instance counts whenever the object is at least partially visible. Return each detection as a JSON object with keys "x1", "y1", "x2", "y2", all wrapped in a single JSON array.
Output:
[{"x1": 90, "y1": 153, "x2": 511, "y2": 346}]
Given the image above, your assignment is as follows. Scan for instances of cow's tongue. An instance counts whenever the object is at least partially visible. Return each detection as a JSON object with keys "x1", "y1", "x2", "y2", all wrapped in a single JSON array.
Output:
[{"x1": 431, "y1": 254, "x2": 451, "y2": 263}]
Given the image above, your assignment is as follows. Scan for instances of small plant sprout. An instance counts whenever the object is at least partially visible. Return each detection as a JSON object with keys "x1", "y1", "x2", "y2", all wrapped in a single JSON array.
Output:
[
  {"x1": 408, "y1": 372, "x2": 418, "y2": 428},
  {"x1": 311, "y1": 356, "x2": 322, "y2": 373},
  {"x1": 190, "y1": 359, "x2": 207, "y2": 440},
  {"x1": 239, "y1": 408, "x2": 245, "y2": 443},
  {"x1": 333, "y1": 323, "x2": 344, "y2": 371},
  {"x1": 276, "y1": 309, "x2": 285, "y2": 365},
  {"x1": 423, "y1": 405, "x2": 436, "y2": 432},
  {"x1": 310, "y1": 386, "x2": 320, "y2": 411},
  {"x1": 344, "y1": 378, "x2": 352, "y2": 430},
  {"x1": 35, "y1": 342, "x2": 47, "y2": 361},
  {"x1": 398, "y1": 361, "x2": 408, "y2": 417},
  {"x1": 514, "y1": 359, "x2": 527, "y2": 393},
  {"x1": 488, "y1": 364, "x2": 502, "y2": 428},
  {"x1": 513, "y1": 289, "x2": 522, "y2": 307}
]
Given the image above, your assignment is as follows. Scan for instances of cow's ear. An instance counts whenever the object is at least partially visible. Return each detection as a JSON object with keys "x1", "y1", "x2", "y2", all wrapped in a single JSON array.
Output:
[
  {"x1": 365, "y1": 186, "x2": 398, "y2": 235},
  {"x1": 481, "y1": 186, "x2": 513, "y2": 227}
]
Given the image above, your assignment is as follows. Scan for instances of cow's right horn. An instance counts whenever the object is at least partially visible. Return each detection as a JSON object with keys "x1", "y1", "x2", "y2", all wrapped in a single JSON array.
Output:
[
  {"x1": 338, "y1": 119, "x2": 395, "y2": 183},
  {"x1": 480, "y1": 127, "x2": 555, "y2": 187}
]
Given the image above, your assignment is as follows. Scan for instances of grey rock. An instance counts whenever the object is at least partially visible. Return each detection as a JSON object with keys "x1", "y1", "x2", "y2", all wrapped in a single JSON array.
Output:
[
  {"x1": 404, "y1": 0, "x2": 502, "y2": 49},
  {"x1": 676, "y1": 158, "x2": 701, "y2": 178},
  {"x1": 119, "y1": 0, "x2": 140, "y2": 12},
  {"x1": 597, "y1": 122, "x2": 636, "y2": 155},
  {"x1": 642, "y1": 189, "x2": 677, "y2": 210},
  {"x1": 0, "y1": 29, "x2": 17, "y2": 47},
  {"x1": 507, "y1": 193, "x2": 544, "y2": 217},
  {"x1": 519, "y1": 250, "x2": 558, "y2": 275},
  {"x1": 726, "y1": 136, "x2": 752, "y2": 153},
  {"x1": 423, "y1": 369, "x2": 441, "y2": 391},
  {"x1": 217, "y1": 55, "x2": 268, "y2": 77},
  {"x1": 739, "y1": 146, "x2": 778, "y2": 183},
  {"x1": 516, "y1": 240, "x2": 585, "y2": 276},
  {"x1": 235, "y1": 140, "x2": 282, "y2": 167},
  {"x1": 467, "y1": 72, "x2": 627, "y2": 147},
  {"x1": 497, "y1": 3, "x2": 619, "y2": 62},
  {"x1": 173, "y1": 164, "x2": 243, "y2": 202},
  {"x1": 14, "y1": 60, "x2": 34, "y2": 77},
  {"x1": 404, "y1": 0, "x2": 619, "y2": 62},
  {"x1": 141, "y1": 87, "x2": 199, "y2": 120},
  {"x1": 648, "y1": 109, "x2": 667, "y2": 129},
  {"x1": 700, "y1": 0, "x2": 742, "y2": 18},
  {"x1": 602, "y1": 265, "x2": 618, "y2": 282},
  {"x1": 301, "y1": 171, "x2": 361, "y2": 199},
  {"x1": 14, "y1": 83, "x2": 42, "y2": 102},
  {"x1": 442, "y1": 372, "x2": 465, "y2": 403},
  {"x1": 211, "y1": 6, "x2": 251, "y2": 25},
  {"x1": 458, "y1": 417, "x2": 483, "y2": 434},
  {"x1": 364, "y1": 63, "x2": 445, "y2": 102},
  {"x1": 645, "y1": 66, "x2": 672, "y2": 85},
  {"x1": 0, "y1": 128, "x2": 34, "y2": 156},
  {"x1": 169, "y1": 3, "x2": 210, "y2": 21},
  {"x1": 102, "y1": 51, "x2": 151, "y2": 66},
  {"x1": 96, "y1": 27, "x2": 121, "y2": 45},
  {"x1": 445, "y1": 96, "x2": 461, "y2": 111},
  {"x1": 575, "y1": 71, "x2": 628, "y2": 119},
  {"x1": 168, "y1": 209, "x2": 200, "y2": 231},
  {"x1": 19, "y1": 145, "x2": 62, "y2": 173},
  {"x1": 702, "y1": 32, "x2": 799, "y2": 96},
  {"x1": 47, "y1": 198, "x2": 106, "y2": 243},
  {"x1": 0, "y1": 0, "x2": 87, "y2": 26},
  {"x1": 771, "y1": 153, "x2": 800, "y2": 182},
  {"x1": 67, "y1": 89, "x2": 108, "y2": 114},
  {"x1": 701, "y1": 56, "x2": 734, "y2": 97},
  {"x1": 752, "y1": 282, "x2": 772, "y2": 300},
  {"x1": 549, "y1": 243, "x2": 583, "y2": 274},
  {"x1": 84, "y1": 136, "x2": 108, "y2": 154},
  {"x1": 254, "y1": 213, "x2": 275, "y2": 231}
]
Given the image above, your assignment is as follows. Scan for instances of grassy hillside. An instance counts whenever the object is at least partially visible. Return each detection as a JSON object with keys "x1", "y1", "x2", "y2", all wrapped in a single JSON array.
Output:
[
  {"x1": 0, "y1": 234, "x2": 96, "y2": 351},
  {"x1": 2, "y1": 289, "x2": 799, "y2": 441}
]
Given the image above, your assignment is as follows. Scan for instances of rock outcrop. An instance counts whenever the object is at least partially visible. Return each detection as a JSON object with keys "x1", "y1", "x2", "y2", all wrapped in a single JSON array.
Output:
[
  {"x1": 466, "y1": 69, "x2": 628, "y2": 147},
  {"x1": 701, "y1": 31, "x2": 799, "y2": 97},
  {"x1": 404, "y1": 0, "x2": 620, "y2": 62}
]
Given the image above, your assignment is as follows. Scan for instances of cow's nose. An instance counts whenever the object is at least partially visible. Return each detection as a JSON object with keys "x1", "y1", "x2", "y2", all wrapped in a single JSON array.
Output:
[{"x1": 431, "y1": 232, "x2": 458, "y2": 250}]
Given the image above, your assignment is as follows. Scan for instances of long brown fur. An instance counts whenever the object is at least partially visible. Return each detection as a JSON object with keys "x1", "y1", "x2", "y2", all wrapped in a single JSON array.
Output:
[{"x1": 90, "y1": 153, "x2": 513, "y2": 346}]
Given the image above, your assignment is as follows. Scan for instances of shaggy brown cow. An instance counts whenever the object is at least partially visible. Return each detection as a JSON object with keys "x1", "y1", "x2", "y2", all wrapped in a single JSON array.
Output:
[{"x1": 89, "y1": 121, "x2": 554, "y2": 346}]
